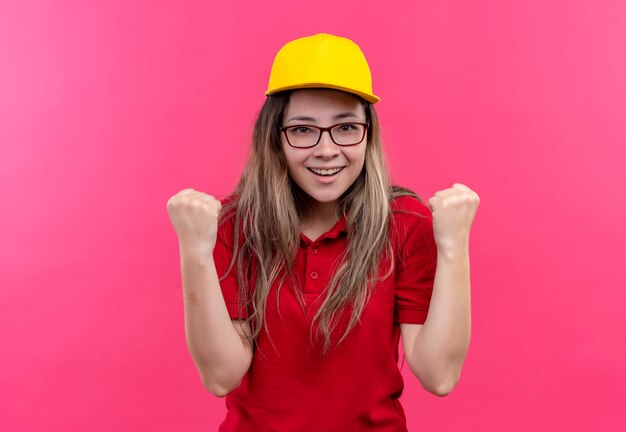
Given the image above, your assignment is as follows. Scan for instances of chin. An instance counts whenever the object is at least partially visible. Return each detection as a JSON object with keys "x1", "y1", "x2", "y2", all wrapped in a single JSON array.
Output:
[
  {"x1": 307, "y1": 193, "x2": 342, "y2": 204},
  {"x1": 301, "y1": 188, "x2": 345, "y2": 205}
]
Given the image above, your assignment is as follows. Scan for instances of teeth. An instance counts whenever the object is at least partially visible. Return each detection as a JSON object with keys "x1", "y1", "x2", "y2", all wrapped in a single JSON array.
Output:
[{"x1": 310, "y1": 167, "x2": 343, "y2": 176}]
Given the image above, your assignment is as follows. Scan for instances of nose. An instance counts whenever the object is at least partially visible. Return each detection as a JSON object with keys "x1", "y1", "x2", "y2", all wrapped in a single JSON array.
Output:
[{"x1": 313, "y1": 130, "x2": 340, "y2": 158}]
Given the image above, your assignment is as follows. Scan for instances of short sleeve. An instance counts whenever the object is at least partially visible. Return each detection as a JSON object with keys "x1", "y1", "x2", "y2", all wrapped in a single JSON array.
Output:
[
  {"x1": 213, "y1": 210, "x2": 249, "y2": 320},
  {"x1": 392, "y1": 196, "x2": 437, "y2": 324}
]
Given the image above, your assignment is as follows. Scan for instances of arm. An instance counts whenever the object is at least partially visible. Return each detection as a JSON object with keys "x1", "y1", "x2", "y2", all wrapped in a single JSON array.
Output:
[
  {"x1": 180, "y1": 246, "x2": 253, "y2": 397},
  {"x1": 400, "y1": 183, "x2": 478, "y2": 396},
  {"x1": 401, "y1": 247, "x2": 471, "y2": 396}
]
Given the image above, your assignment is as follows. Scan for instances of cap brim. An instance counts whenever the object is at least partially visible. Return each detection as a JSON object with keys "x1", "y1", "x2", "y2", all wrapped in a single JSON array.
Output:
[{"x1": 266, "y1": 83, "x2": 380, "y2": 104}]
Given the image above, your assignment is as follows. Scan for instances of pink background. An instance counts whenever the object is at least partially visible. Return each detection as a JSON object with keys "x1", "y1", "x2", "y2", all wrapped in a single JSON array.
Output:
[{"x1": 1, "y1": 1, "x2": 625, "y2": 431}]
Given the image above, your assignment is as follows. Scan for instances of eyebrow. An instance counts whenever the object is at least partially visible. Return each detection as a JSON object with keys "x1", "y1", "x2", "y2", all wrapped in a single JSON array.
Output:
[{"x1": 285, "y1": 112, "x2": 362, "y2": 123}]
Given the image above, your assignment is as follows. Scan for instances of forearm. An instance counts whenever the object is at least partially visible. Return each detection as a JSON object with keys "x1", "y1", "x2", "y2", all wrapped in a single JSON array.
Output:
[
  {"x1": 410, "y1": 246, "x2": 472, "y2": 394},
  {"x1": 179, "y1": 246, "x2": 251, "y2": 395}
]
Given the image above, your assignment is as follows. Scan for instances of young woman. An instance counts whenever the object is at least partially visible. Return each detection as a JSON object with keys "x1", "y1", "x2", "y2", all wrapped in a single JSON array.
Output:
[{"x1": 167, "y1": 33, "x2": 479, "y2": 431}]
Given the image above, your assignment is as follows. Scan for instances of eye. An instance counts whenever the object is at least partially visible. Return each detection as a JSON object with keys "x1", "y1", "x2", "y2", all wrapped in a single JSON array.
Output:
[
  {"x1": 291, "y1": 126, "x2": 314, "y2": 134},
  {"x1": 338, "y1": 124, "x2": 357, "y2": 131}
]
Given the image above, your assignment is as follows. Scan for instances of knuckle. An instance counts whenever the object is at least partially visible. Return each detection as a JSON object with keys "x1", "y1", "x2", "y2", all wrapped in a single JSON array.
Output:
[{"x1": 190, "y1": 199, "x2": 204, "y2": 208}]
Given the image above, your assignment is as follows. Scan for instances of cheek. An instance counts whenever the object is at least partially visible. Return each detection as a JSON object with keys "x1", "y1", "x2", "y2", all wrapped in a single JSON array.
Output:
[
  {"x1": 281, "y1": 140, "x2": 295, "y2": 169},
  {"x1": 282, "y1": 146, "x2": 307, "y2": 175},
  {"x1": 348, "y1": 146, "x2": 367, "y2": 168}
]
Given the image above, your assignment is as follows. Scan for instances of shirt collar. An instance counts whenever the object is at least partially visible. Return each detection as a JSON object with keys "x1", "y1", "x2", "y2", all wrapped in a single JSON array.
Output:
[{"x1": 299, "y1": 214, "x2": 348, "y2": 245}]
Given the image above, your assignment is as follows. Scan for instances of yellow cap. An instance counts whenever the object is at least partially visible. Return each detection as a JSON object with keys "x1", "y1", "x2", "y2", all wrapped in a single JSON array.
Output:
[{"x1": 266, "y1": 33, "x2": 380, "y2": 104}]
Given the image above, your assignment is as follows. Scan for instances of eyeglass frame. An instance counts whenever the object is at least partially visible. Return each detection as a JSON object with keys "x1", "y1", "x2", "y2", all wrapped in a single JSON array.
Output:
[{"x1": 280, "y1": 122, "x2": 370, "y2": 149}]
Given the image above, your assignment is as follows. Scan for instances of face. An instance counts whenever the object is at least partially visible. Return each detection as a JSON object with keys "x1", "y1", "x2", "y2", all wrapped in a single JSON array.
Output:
[{"x1": 281, "y1": 89, "x2": 367, "y2": 210}]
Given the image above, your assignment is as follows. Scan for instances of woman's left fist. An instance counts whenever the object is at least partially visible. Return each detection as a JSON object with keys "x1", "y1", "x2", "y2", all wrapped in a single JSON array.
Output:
[{"x1": 427, "y1": 183, "x2": 480, "y2": 253}]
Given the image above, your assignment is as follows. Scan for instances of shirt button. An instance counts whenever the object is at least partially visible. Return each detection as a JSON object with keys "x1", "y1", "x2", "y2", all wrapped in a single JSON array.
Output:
[
  {"x1": 310, "y1": 271, "x2": 319, "y2": 280},
  {"x1": 311, "y1": 247, "x2": 318, "y2": 255}
]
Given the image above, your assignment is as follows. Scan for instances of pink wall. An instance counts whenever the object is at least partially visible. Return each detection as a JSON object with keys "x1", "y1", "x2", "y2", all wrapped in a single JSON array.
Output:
[{"x1": 1, "y1": 1, "x2": 625, "y2": 430}]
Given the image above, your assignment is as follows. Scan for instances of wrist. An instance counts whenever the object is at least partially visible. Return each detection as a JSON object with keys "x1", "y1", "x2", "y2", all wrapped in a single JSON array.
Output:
[
  {"x1": 436, "y1": 242, "x2": 469, "y2": 261},
  {"x1": 179, "y1": 240, "x2": 215, "y2": 262}
]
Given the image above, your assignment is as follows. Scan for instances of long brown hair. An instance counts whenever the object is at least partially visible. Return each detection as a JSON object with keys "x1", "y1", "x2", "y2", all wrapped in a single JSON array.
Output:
[{"x1": 219, "y1": 90, "x2": 421, "y2": 355}]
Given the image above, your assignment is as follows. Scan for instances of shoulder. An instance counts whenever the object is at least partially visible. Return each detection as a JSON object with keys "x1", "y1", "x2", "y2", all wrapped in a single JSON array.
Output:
[
  {"x1": 216, "y1": 194, "x2": 241, "y2": 244},
  {"x1": 217, "y1": 193, "x2": 241, "y2": 221},
  {"x1": 388, "y1": 188, "x2": 433, "y2": 245},
  {"x1": 389, "y1": 188, "x2": 432, "y2": 219},
  {"x1": 218, "y1": 193, "x2": 239, "y2": 209}
]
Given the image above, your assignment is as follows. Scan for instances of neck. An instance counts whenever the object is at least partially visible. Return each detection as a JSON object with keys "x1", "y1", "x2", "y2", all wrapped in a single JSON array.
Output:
[{"x1": 303, "y1": 200, "x2": 339, "y2": 228}]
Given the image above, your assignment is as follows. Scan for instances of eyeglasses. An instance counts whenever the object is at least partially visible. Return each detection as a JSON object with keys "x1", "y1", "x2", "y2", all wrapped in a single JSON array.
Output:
[{"x1": 280, "y1": 122, "x2": 369, "y2": 148}]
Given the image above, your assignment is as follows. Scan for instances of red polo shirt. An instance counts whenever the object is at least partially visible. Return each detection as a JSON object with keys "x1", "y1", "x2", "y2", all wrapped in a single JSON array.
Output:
[{"x1": 213, "y1": 195, "x2": 437, "y2": 432}]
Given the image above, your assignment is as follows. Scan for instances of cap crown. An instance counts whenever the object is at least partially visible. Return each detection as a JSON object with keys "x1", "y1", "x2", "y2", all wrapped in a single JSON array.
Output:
[{"x1": 266, "y1": 33, "x2": 380, "y2": 104}]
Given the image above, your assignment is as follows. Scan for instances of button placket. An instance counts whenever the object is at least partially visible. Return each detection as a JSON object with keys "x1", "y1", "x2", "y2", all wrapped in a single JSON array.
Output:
[{"x1": 305, "y1": 242, "x2": 321, "y2": 293}]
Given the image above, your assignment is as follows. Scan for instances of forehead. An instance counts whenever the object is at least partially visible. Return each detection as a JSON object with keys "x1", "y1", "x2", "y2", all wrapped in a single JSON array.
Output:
[{"x1": 284, "y1": 89, "x2": 365, "y2": 119}]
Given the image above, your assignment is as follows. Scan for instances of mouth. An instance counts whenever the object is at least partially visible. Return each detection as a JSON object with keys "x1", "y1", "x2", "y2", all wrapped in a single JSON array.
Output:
[{"x1": 307, "y1": 167, "x2": 345, "y2": 177}]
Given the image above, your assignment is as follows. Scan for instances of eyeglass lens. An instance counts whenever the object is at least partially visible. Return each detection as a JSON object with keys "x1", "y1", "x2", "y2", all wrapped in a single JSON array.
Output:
[{"x1": 285, "y1": 124, "x2": 366, "y2": 148}]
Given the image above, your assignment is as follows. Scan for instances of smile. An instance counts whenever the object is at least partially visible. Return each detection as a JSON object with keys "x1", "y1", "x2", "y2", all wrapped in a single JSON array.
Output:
[{"x1": 307, "y1": 167, "x2": 345, "y2": 176}]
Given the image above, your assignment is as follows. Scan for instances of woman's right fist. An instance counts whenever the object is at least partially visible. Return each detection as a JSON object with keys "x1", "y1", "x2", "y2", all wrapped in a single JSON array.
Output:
[{"x1": 166, "y1": 188, "x2": 222, "y2": 254}]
